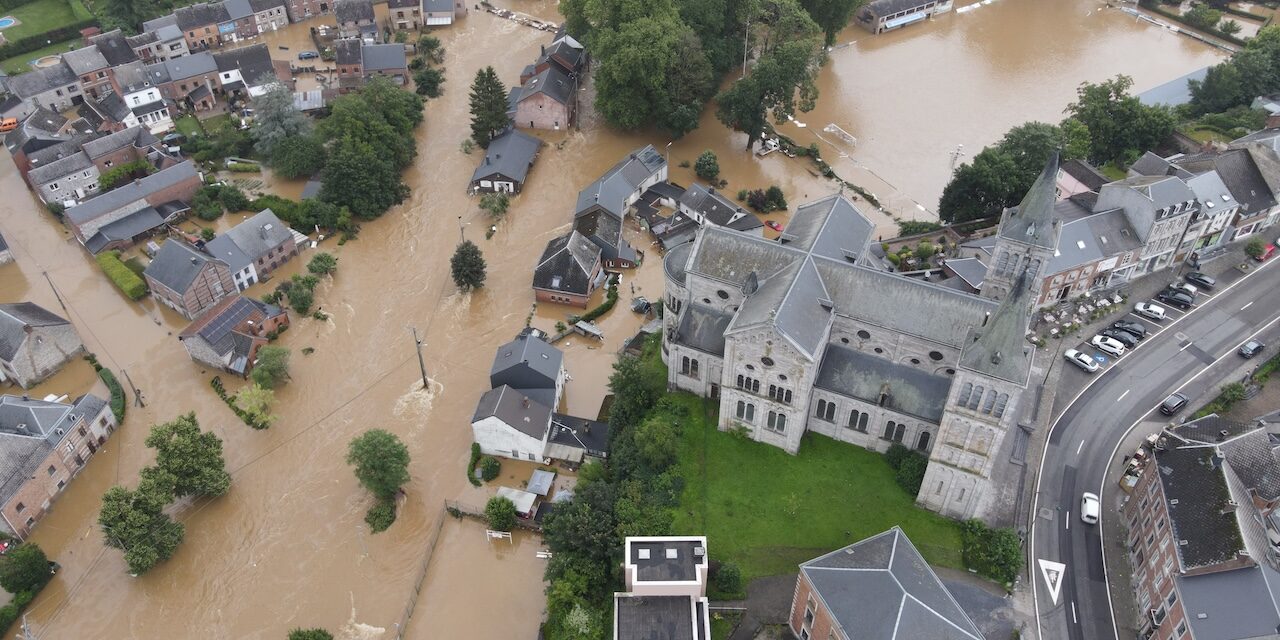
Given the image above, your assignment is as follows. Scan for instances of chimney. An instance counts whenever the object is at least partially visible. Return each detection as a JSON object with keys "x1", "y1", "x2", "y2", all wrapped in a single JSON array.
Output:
[
  {"x1": 583, "y1": 421, "x2": 591, "y2": 434},
  {"x1": 982, "y1": 311, "x2": 990, "y2": 327},
  {"x1": 522, "y1": 397, "x2": 530, "y2": 409},
  {"x1": 190, "y1": 257, "x2": 198, "y2": 265}
]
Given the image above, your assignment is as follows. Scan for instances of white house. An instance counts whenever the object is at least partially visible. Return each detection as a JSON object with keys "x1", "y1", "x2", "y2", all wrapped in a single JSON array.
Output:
[{"x1": 471, "y1": 384, "x2": 552, "y2": 462}]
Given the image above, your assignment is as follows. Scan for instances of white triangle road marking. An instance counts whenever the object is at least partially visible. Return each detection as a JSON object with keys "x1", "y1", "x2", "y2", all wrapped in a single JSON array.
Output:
[{"x1": 1039, "y1": 558, "x2": 1066, "y2": 605}]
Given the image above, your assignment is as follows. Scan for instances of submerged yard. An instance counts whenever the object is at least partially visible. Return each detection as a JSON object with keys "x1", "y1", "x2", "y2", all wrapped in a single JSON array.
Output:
[{"x1": 672, "y1": 401, "x2": 964, "y2": 580}]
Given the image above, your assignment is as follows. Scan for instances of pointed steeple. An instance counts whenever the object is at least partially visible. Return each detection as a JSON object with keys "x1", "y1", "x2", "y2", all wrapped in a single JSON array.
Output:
[
  {"x1": 960, "y1": 267, "x2": 1033, "y2": 384},
  {"x1": 998, "y1": 152, "x2": 1061, "y2": 250}
]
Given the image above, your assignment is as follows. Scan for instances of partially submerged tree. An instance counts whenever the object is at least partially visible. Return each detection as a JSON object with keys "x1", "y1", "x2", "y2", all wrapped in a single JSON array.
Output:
[
  {"x1": 98, "y1": 478, "x2": 185, "y2": 575},
  {"x1": 469, "y1": 66, "x2": 510, "y2": 148},
  {"x1": 346, "y1": 429, "x2": 411, "y2": 499},
  {"x1": 144, "y1": 413, "x2": 231, "y2": 498},
  {"x1": 251, "y1": 346, "x2": 291, "y2": 389},
  {"x1": 451, "y1": 240, "x2": 487, "y2": 291}
]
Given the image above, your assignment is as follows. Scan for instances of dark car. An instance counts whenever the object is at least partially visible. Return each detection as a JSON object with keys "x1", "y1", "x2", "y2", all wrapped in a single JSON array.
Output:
[
  {"x1": 1112, "y1": 319, "x2": 1147, "y2": 340},
  {"x1": 1240, "y1": 340, "x2": 1266, "y2": 359},
  {"x1": 1159, "y1": 392, "x2": 1188, "y2": 416},
  {"x1": 1185, "y1": 272, "x2": 1216, "y2": 289},
  {"x1": 1156, "y1": 289, "x2": 1193, "y2": 309},
  {"x1": 1101, "y1": 328, "x2": 1139, "y2": 349},
  {"x1": 298, "y1": 50, "x2": 319, "y2": 60}
]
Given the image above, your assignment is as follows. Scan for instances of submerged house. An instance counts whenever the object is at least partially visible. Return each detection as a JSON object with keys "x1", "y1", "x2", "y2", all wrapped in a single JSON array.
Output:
[
  {"x1": 855, "y1": 0, "x2": 952, "y2": 34},
  {"x1": 179, "y1": 295, "x2": 289, "y2": 376}
]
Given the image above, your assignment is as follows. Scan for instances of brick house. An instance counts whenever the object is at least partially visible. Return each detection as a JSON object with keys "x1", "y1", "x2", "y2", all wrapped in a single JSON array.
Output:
[
  {"x1": 789, "y1": 527, "x2": 983, "y2": 639},
  {"x1": 146, "y1": 52, "x2": 220, "y2": 112},
  {"x1": 64, "y1": 160, "x2": 201, "y2": 253},
  {"x1": 176, "y1": 2, "x2": 232, "y2": 50},
  {"x1": 0, "y1": 394, "x2": 116, "y2": 539},
  {"x1": 1120, "y1": 416, "x2": 1280, "y2": 640},
  {"x1": 203, "y1": 208, "x2": 298, "y2": 291},
  {"x1": 388, "y1": 0, "x2": 421, "y2": 29},
  {"x1": 513, "y1": 65, "x2": 575, "y2": 131},
  {"x1": 335, "y1": 40, "x2": 409, "y2": 92},
  {"x1": 532, "y1": 231, "x2": 602, "y2": 308},
  {"x1": 283, "y1": 0, "x2": 329, "y2": 22},
  {"x1": 179, "y1": 295, "x2": 289, "y2": 375},
  {"x1": 144, "y1": 240, "x2": 236, "y2": 319},
  {"x1": 335, "y1": 0, "x2": 378, "y2": 42},
  {"x1": 0, "y1": 303, "x2": 84, "y2": 389},
  {"x1": 613, "y1": 536, "x2": 711, "y2": 639},
  {"x1": 27, "y1": 126, "x2": 164, "y2": 205}
]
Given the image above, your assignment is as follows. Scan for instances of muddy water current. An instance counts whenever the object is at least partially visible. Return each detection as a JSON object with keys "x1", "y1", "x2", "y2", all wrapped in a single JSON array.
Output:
[{"x1": 0, "y1": 0, "x2": 1225, "y2": 638}]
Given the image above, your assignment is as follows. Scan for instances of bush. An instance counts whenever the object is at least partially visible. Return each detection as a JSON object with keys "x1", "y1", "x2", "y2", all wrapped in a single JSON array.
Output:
[
  {"x1": 695, "y1": 150, "x2": 720, "y2": 180},
  {"x1": 0, "y1": 543, "x2": 50, "y2": 594},
  {"x1": 199, "y1": 227, "x2": 216, "y2": 241},
  {"x1": 251, "y1": 346, "x2": 290, "y2": 389},
  {"x1": 1246, "y1": 237, "x2": 1267, "y2": 259},
  {"x1": 764, "y1": 185, "x2": 787, "y2": 211},
  {"x1": 746, "y1": 189, "x2": 769, "y2": 212},
  {"x1": 98, "y1": 159, "x2": 154, "y2": 191},
  {"x1": 895, "y1": 454, "x2": 928, "y2": 495},
  {"x1": 579, "y1": 276, "x2": 619, "y2": 323},
  {"x1": 193, "y1": 186, "x2": 224, "y2": 220},
  {"x1": 884, "y1": 443, "x2": 913, "y2": 470},
  {"x1": 886, "y1": 252, "x2": 901, "y2": 267},
  {"x1": 365, "y1": 498, "x2": 397, "y2": 533},
  {"x1": 218, "y1": 185, "x2": 250, "y2": 212},
  {"x1": 898, "y1": 220, "x2": 943, "y2": 236},
  {"x1": 736, "y1": 189, "x2": 748, "y2": 201},
  {"x1": 99, "y1": 368, "x2": 126, "y2": 422},
  {"x1": 485, "y1": 496, "x2": 517, "y2": 532},
  {"x1": 227, "y1": 163, "x2": 261, "y2": 173},
  {"x1": 713, "y1": 561, "x2": 742, "y2": 594},
  {"x1": 288, "y1": 629, "x2": 335, "y2": 640},
  {"x1": 479, "y1": 456, "x2": 500, "y2": 482},
  {"x1": 960, "y1": 519, "x2": 1023, "y2": 586},
  {"x1": 97, "y1": 251, "x2": 147, "y2": 299},
  {"x1": 914, "y1": 241, "x2": 936, "y2": 262},
  {"x1": 480, "y1": 192, "x2": 510, "y2": 219},
  {"x1": 467, "y1": 442, "x2": 482, "y2": 486},
  {"x1": 307, "y1": 252, "x2": 338, "y2": 275},
  {"x1": 1184, "y1": 4, "x2": 1223, "y2": 31}
]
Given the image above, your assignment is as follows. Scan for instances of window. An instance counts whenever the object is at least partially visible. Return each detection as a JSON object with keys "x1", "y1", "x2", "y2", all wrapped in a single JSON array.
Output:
[
  {"x1": 1166, "y1": 590, "x2": 1177, "y2": 607},
  {"x1": 929, "y1": 350, "x2": 944, "y2": 361},
  {"x1": 716, "y1": 289, "x2": 729, "y2": 299},
  {"x1": 982, "y1": 390, "x2": 997, "y2": 414},
  {"x1": 766, "y1": 411, "x2": 786, "y2": 433},
  {"x1": 64, "y1": 441, "x2": 74, "y2": 454},
  {"x1": 14, "y1": 503, "x2": 23, "y2": 514},
  {"x1": 56, "y1": 480, "x2": 65, "y2": 491},
  {"x1": 968, "y1": 386, "x2": 983, "y2": 410},
  {"x1": 46, "y1": 465, "x2": 55, "y2": 476},
  {"x1": 760, "y1": 356, "x2": 774, "y2": 367},
  {"x1": 1175, "y1": 621, "x2": 1187, "y2": 638},
  {"x1": 916, "y1": 431, "x2": 931, "y2": 451},
  {"x1": 847, "y1": 410, "x2": 868, "y2": 432},
  {"x1": 680, "y1": 356, "x2": 699, "y2": 379},
  {"x1": 735, "y1": 401, "x2": 755, "y2": 423},
  {"x1": 736, "y1": 375, "x2": 760, "y2": 394},
  {"x1": 956, "y1": 382, "x2": 972, "y2": 406},
  {"x1": 857, "y1": 330, "x2": 871, "y2": 340},
  {"x1": 815, "y1": 399, "x2": 835, "y2": 422},
  {"x1": 49, "y1": 182, "x2": 59, "y2": 192},
  {"x1": 804, "y1": 596, "x2": 815, "y2": 627},
  {"x1": 768, "y1": 385, "x2": 792, "y2": 404},
  {"x1": 993, "y1": 393, "x2": 1009, "y2": 418}
]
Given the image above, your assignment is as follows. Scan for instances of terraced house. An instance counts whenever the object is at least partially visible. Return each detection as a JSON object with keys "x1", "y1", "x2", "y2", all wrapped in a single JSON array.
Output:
[{"x1": 660, "y1": 159, "x2": 1060, "y2": 522}]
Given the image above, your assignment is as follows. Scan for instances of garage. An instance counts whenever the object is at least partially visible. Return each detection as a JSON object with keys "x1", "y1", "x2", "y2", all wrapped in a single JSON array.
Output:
[{"x1": 425, "y1": 15, "x2": 452, "y2": 25}]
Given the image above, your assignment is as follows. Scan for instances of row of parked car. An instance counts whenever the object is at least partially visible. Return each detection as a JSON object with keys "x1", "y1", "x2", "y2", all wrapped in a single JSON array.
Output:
[{"x1": 1063, "y1": 271, "x2": 1219, "y2": 373}]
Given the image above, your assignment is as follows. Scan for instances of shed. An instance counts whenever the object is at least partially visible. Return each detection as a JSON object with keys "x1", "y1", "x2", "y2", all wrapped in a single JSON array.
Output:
[
  {"x1": 496, "y1": 486, "x2": 538, "y2": 518},
  {"x1": 527, "y1": 469, "x2": 556, "y2": 496}
]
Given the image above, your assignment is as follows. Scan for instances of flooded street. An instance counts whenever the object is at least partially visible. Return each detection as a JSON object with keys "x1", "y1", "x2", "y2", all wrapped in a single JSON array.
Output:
[{"x1": 0, "y1": 0, "x2": 1230, "y2": 637}]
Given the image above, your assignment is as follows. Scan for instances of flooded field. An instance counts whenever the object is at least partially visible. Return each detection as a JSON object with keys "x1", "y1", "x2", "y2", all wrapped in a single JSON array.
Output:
[{"x1": 0, "y1": 0, "x2": 1230, "y2": 637}]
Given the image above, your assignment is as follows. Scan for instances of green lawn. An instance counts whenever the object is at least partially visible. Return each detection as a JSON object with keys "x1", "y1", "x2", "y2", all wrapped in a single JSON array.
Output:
[
  {"x1": 174, "y1": 114, "x2": 204, "y2": 139},
  {"x1": 1099, "y1": 162, "x2": 1127, "y2": 181},
  {"x1": 672, "y1": 405, "x2": 964, "y2": 580},
  {"x1": 2, "y1": 0, "x2": 88, "y2": 41},
  {"x1": 0, "y1": 37, "x2": 79, "y2": 75}
]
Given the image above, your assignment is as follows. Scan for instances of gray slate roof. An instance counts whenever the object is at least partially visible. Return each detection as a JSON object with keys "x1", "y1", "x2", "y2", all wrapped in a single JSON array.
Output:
[
  {"x1": 62, "y1": 45, "x2": 110, "y2": 75},
  {"x1": 1046, "y1": 208, "x2": 1141, "y2": 274},
  {"x1": 532, "y1": 231, "x2": 600, "y2": 296},
  {"x1": 65, "y1": 161, "x2": 198, "y2": 226},
  {"x1": 8, "y1": 64, "x2": 78, "y2": 99},
  {"x1": 214, "y1": 44, "x2": 276, "y2": 86},
  {"x1": 81, "y1": 126, "x2": 157, "y2": 159},
  {"x1": 224, "y1": 0, "x2": 253, "y2": 20},
  {"x1": 175, "y1": 2, "x2": 231, "y2": 29},
  {"x1": 673, "y1": 303, "x2": 733, "y2": 356},
  {"x1": 944, "y1": 257, "x2": 986, "y2": 289},
  {"x1": 361, "y1": 43, "x2": 406, "y2": 71},
  {"x1": 471, "y1": 384, "x2": 551, "y2": 439},
  {"x1": 203, "y1": 233, "x2": 252, "y2": 273},
  {"x1": 614, "y1": 595, "x2": 696, "y2": 640},
  {"x1": 998, "y1": 152, "x2": 1060, "y2": 250},
  {"x1": 781, "y1": 194, "x2": 875, "y2": 263},
  {"x1": 163, "y1": 52, "x2": 218, "y2": 82},
  {"x1": 800, "y1": 527, "x2": 983, "y2": 640},
  {"x1": 144, "y1": 240, "x2": 227, "y2": 293},
  {"x1": 142, "y1": 13, "x2": 179, "y2": 31},
  {"x1": 91, "y1": 30, "x2": 140, "y2": 66},
  {"x1": 26, "y1": 151, "x2": 92, "y2": 186},
  {"x1": 83, "y1": 207, "x2": 166, "y2": 254},
  {"x1": 517, "y1": 65, "x2": 574, "y2": 106},
  {"x1": 218, "y1": 209, "x2": 292, "y2": 262},
  {"x1": 472, "y1": 128, "x2": 541, "y2": 185},
  {"x1": 815, "y1": 345, "x2": 950, "y2": 422},
  {"x1": 574, "y1": 145, "x2": 665, "y2": 219},
  {"x1": 0, "y1": 303, "x2": 72, "y2": 360},
  {"x1": 678, "y1": 183, "x2": 749, "y2": 228},
  {"x1": 1129, "y1": 151, "x2": 1172, "y2": 178},
  {"x1": 1170, "y1": 415, "x2": 1280, "y2": 504},
  {"x1": 1060, "y1": 159, "x2": 1108, "y2": 191},
  {"x1": 334, "y1": 39, "x2": 362, "y2": 65},
  {"x1": 548, "y1": 413, "x2": 609, "y2": 456},
  {"x1": 335, "y1": 0, "x2": 374, "y2": 23},
  {"x1": 490, "y1": 332, "x2": 563, "y2": 391},
  {"x1": 0, "y1": 394, "x2": 107, "y2": 507},
  {"x1": 1177, "y1": 567, "x2": 1280, "y2": 640},
  {"x1": 1154, "y1": 437, "x2": 1243, "y2": 571}
]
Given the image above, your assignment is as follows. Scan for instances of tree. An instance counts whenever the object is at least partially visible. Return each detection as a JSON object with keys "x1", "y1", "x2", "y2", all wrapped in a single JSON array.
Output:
[
  {"x1": 713, "y1": 561, "x2": 742, "y2": 594},
  {"x1": 914, "y1": 241, "x2": 936, "y2": 262},
  {"x1": 417, "y1": 35, "x2": 445, "y2": 64},
  {"x1": 938, "y1": 149, "x2": 1021, "y2": 223},
  {"x1": 480, "y1": 456, "x2": 501, "y2": 481},
  {"x1": 1064, "y1": 76, "x2": 1175, "y2": 164},
  {"x1": 716, "y1": 76, "x2": 769, "y2": 151},
  {"x1": 235, "y1": 384, "x2": 277, "y2": 429},
  {"x1": 307, "y1": 252, "x2": 338, "y2": 275},
  {"x1": 145, "y1": 413, "x2": 231, "y2": 498},
  {"x1": 414, "y1": 67, "x2": 445, "y2": 98},
  {"x1": 200, "y1": 227, "x2": 216, "y2": 242},
  {"x1": 218, "y1": 185, "x2": 250, "y2": 213},
  {"x1": 1184, "y1": 4, "x2": 1223, "y2": 32},
  {"x1": 694, "y1": 150, "x2": 720, "y2": 180},
  {"x1": 1220, "y1": 19, "x2": 1242, "y2": 36},
  {"x1": 98, "y1": 481, "x2": 185, "y2": 575},
  {"x1": 288, "y1": 630, "x2": 334, "y2": 640},
  {"x1": 485, "y1": 496, "x2": 517, "y2": 532},
  {"x1": 270, "y1": 135, "x2": 326, "y2": 179},
  {"x1": 765, "y1": 185, "x2": 787, "y2": 210},
  {"x1": 100, "y1": 0, "x2": 157, "y2": 33},
  {"x1": 469, "y1": 67, "x2": 510, "y2": 148},
  {"x1": 543, "y1": 481, "x2": 618, "y2": 568},
  {"x1": 192, "y1": 187, "x2": 224, "y2": 220},
  {"x1": 288, "y1": 285, "x2": 315, "y2": 314},
  {"x1": 365, "y1": 498, "x2": 396, "y2": 532},
  {"x1": 319, "y1": 136, "x2": 409, "y2": 218},
  {"x1": 1189, "y1": 62, "x2": 1247, "y2": 116},
  {"x1": 346, "y1": 429, "x2": 411, "y2": 499},
  {"x1": 252, "y1": 81, "x2": 311, "y2": 157},
  {"x1": 251, "y1": 346, "x2": 291, "y2": 389},
  {"x1": 0, "y1": 543, "x2": 49, "y2": 594},
  {"x1": 800, "y1": 0, "x2": 862, "y2": 46},
  {"x1": 1246, "y1": 237, "x2": 1267, "y2": 258},
  {"x1": 451, "y1": 240, "x2": 487, "y2": 291},
  {"x1": 607, "y1": 348, "x2": 667, "y2": 430},
  {"x1": 479, "y1": 193, "x2": 510, "y2": 219},
  {"x1": 593, "y1": 16, "x2": 714, "y2": 136},
  {"x1": 318, "y1": 79, "x2": 422, "y2": 217}
]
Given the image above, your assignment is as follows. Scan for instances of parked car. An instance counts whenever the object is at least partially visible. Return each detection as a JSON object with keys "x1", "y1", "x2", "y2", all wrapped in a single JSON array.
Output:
[
  {"x1": 1171, "y1": 282, "x2": 1198, "y2": 297},
  {"x1": 0, "y1": 117, "x2": 16, "y2": 133},
  {"x1": 1100, "y1": 328, "x2": 1139, "y2": 349},
  {"x1": 765, "y1": 220, "x2": 783, "y2": 232},
  {"x1": 1080, "y1": 492, "x2": 1100, "y2": 525},
  {"x1": 1091, "y1": 335, "x2": 1127, "y2": 357},
  {"x1": 1156, "y1": 289, "x2": 1193, "y2": 310},
  {"x1": 1185, "y1": 272, "x2": 1216, "y2": 289},
  {"x1": 298, "y1": 50, "x2": 319, "y2": 60},
  {"x1": 1064, "y1": 349, "x2": 1100, "y2": 373},
  {"x1": 1159, "y1": 392, "x2": 1187, "y2": 416},
  {"x1": 1112, "y1": 319, "x2": 1148, "y2": 340},
  {"x1": 1240, "y1": 340, "x2": 1266, "y2": 359},
  {"x1": 1135, "y1": 302, "x2": 1167, "y2": 321},
  {"x1": 1256, "y1": 243, "x2": 1277, "y2": 262}
]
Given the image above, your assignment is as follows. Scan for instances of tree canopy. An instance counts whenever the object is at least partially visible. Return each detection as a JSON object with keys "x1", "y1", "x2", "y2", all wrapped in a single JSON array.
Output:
[
  {"x1": 939, "y1": 122, "x2": 1083, "y2": 223},
  {"x1": 1064, "y1": 75, "x2": 1174, "y2": 165},
  {"x1": 451, "y1": 240, "x2": 487, "y2": 291},
  {"x1": 252, "y1": 80, "x2": 311, "y2": 158},
  {"x1": 288, "y1": 630, "x2": 334, "y2": 640},
  {"x1": 485, "y1": 496, "x2": 517, "y2": 532},
  {"x1": 0, "y1": 543, "x2": 50, "y2": 594},
  {"x1": 318, "y1": 78, "x2": 423, "y2": 218},
  {"x1": 346, "y1": 429, "x2": 411, "y2": 500},
  {"x1": 469, "y1": 67, "x2": 510, "y2": 148},
  {"x1": 252, "y1": 346, "x2": 291, "y2": 389},
  {"x1": 270, "y1": 135, "x2": 327, "y2": 180},
  {"x1": 144, "y1": 413, "x2": 231, "y2": 498},
  {"x1": 98, "y1": 479, "x2": 185, "y2": 575}
]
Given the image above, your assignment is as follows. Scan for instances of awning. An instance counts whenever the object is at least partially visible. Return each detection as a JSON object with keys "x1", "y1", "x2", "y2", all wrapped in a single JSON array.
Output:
[{"x1": 425, "y1": 16, "x2": 451, "y2": 25}]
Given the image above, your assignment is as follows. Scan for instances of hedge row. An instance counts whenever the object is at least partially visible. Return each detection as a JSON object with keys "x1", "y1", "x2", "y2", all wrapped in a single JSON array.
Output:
[
  {"x1": 0, "y1": 19, "x2": 100, "y2": 62},
  {"x1": 576, "y1": 276, "x2": 619, "y2": 324},
  {"x1": 96, "y1": 251, "x2": 147, "y2": 300},
  {"x1": 0, "y1": 589, "x2": 37, "y2": 639},
  {"x1": 1138, "y1": 2, "x2": 1247, "y2": 47},
  {"x1": 99, "y1": 367, "x2": 126, "y2": 421},
  {"x1": 210, "y1": 376, "x2": 271, "y2": 430}
]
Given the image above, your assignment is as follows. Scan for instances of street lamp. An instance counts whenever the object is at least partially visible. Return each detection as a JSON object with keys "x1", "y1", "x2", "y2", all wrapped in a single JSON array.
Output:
[{"x1": 665, "y1": 141, "x2": 673, "y2": 169}]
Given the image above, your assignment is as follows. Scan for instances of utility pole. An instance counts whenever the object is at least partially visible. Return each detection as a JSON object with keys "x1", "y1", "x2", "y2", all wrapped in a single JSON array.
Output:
[
  {"x1": 410, "y1": 327, "x2": 428, "y2": 389},
  {"x1": 458, "y1": 215, "x2": 465, "y2": 243},
  {"x1": 949, "y1": 144, "x2": 966, "y2": 174},
  {"x1": 121, "y1": 369, "x2": 145, "y2": 408},
  {"x1": 742, "y1": 12, "x2": 751, "y2": 79},
  {"x1": 42, "y1": 272, "x2": 67, "y2": 314}
]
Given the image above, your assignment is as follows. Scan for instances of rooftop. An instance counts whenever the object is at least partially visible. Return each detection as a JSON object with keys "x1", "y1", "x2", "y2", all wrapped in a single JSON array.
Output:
[
  {"x1": 613, "y1": 595, "x2": 699, "y2": 640},
  {"x1": 1154, "y1": 436, "x2": 1245, "y2": 571},
  {"x1": 144, "y1": 239, "x2": 227, "y2": 293},
  {"x1": 471, "y1": 128, "x2": 542, "y2": 185},
  {"x1": 627, "y1": 537, "x2": 708, "y2": 583},
  {"x1": 0, "y1": 303, "x2": 72, "y2": 361}
]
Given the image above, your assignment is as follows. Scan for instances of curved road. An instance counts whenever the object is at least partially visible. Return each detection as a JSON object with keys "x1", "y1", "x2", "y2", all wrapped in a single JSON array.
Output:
[{"x1": 1030, "y1": 258, "x2": 1280, "y2": 640}]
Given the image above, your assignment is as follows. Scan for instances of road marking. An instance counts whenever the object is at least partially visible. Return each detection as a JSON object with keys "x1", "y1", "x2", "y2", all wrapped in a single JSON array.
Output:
[
  {"x1": 1039, "y1": 558, "x2": 1066, "y2": 605},
  {"x1": 1243, "y1": 302, "x2": 1254, "y2": 311},
  {"x1": 1117, "y1": 389, "x2": 1129, "y2": 401},
  {"x1": 1072, "y1": 601, "x2": 1078, "y2": 625},
  {"x1": 1030, "y1": 258, "x2": 1279, "y2": 640},
  {"x1": 1065, "y1": 513, "x2": 1070, "y2": 530},
  {"x1": 1077, "y1": 440, "x2": 1085, "y2": 455},
  {"x1": 1180, "y1": 342, "x2": 1192, "y2": 352}
]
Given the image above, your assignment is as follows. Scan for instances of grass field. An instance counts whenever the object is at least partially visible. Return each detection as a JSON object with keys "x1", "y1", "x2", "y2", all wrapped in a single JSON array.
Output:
[
  {"x1": 0, "y1": 37, "x2": 78, "y2": 74},
  {"x1": 672, "y1": 404, "x2": 964, "y2": 580},
  {"x1": 1, "y1": 0, "x2": 92, "y2": 41}
]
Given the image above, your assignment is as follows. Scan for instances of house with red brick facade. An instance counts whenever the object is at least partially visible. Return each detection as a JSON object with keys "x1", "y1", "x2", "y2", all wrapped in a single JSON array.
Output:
[
  {"x1": 513, "y1": 65, "x2": 575, "y2": 131},
  {"x1": 179, "y1": 295, "x2": 289, "y2": 376},
  {"x1": 0, "y1": 393, "x2": 117, "y2": 539},
  {"x1": 613, "y1": 536, "x2": 711, "y2": 640},
  {"x1": 789, "y1": 527, "x2": 983, "y2": 640},
  {"x1": 144, "y1": 240, "x2": 236, "y2": 320},
  {"x1": 1120, "y1": 416, "x2": 1280, "y2": 640}
]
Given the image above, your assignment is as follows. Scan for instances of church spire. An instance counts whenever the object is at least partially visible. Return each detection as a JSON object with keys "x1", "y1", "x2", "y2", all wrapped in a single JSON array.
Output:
[{"x1": 998, "y1": 151, "x2": 1061, "y2": 251}]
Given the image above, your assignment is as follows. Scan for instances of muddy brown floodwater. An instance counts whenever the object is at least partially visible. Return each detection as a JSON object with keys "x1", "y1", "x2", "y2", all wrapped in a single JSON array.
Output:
[{"x1": 0, "y1": 0, "x2": 1227, "y2": 638}]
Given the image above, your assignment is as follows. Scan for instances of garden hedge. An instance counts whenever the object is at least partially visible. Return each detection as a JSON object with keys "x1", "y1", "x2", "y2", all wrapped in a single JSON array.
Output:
[{"x1": 96, "y1": 251, "x2": 147, "y2": 299}]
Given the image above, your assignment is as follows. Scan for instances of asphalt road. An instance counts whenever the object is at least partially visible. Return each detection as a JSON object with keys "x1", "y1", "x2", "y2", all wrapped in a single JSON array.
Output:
[{"x1": 1030, "y1": 258, "x2": 1280, "y2": 640}]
